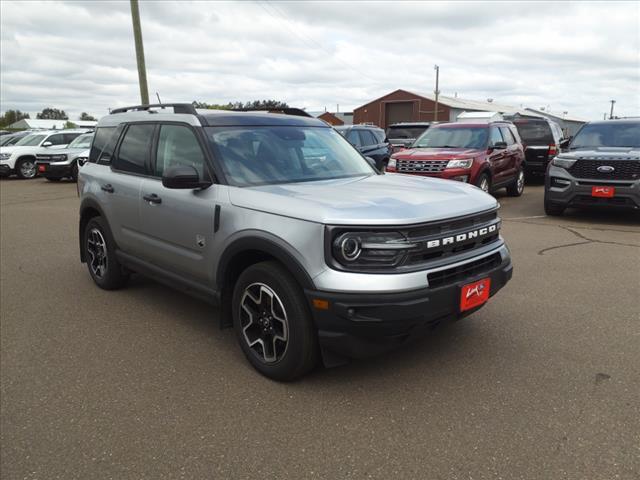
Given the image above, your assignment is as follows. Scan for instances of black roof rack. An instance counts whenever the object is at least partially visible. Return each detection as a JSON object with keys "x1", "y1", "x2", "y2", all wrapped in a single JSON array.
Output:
[
  {"x1": 230, "y1": 107, "x2": 312, "y2": 118},
  {"x1": 110, "y1": 103, "x2": 197, "y2": 115}
]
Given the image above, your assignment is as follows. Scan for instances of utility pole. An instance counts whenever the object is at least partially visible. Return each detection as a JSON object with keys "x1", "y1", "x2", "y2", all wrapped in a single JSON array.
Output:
[
  {"x1": 433, "y1": 65, "x2": 440, "y2": 122},
  {"x1": 130, "y1": 0, "x2": 149, "y2": 105},
  {"x1": 609, "y1": 100, "x2": 616, "y2": 120}
]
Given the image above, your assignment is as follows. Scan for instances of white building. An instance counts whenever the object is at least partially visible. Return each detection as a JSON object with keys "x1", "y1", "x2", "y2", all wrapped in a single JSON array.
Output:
[{"x1": 7, "y1": 119, "x2": 97, "y2": 130}]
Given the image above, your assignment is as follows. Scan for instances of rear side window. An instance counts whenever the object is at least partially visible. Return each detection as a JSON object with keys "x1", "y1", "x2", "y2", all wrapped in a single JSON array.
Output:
[
  {"x1": 63, "y1": 133, "x2": 80, "y2": 144},
  {"x1": 154, "y1": 125, "x2": 206, "y2": 178},
  {"x1": 113, "y1": 124, "x2": 155, "y2": 175},
  {"x1": 514, "y1": 121, "x2": 554, "y2": 144},
  {"x1": 46, "y1": 134, "x2": 66, "y2": 145},
  {"x1": 89, "y1": 127, "x2": 118, "y2": 163}
]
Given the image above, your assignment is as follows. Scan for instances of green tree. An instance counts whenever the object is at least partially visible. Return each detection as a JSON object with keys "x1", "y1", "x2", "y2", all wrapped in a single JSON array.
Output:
[
  {"x1": 79, "y1": 112, "x2": 97, "y2": 121},
  {"x1": 64, "y1": 121, "x2": 78, "y2": 129},
  {"x1": 192, "y1": 100, "x2": 289, "y2": 110},
  {"x1": 0, "y1": 109, "x2": 30, "y2": 127},
  {"x1": 36, "y1": 108, "x2": 68, "y2": 120}
]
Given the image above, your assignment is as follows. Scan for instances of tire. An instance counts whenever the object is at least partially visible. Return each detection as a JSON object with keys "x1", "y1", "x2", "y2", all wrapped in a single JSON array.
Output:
[
  {"x1": 15, "y1": 157, "x2": 37, "y2": 179},
  {"x1": 544, "y1": 198, "x2": 565, "y2": 216},
  {"x1": 71, "y1": 161, "x2": 78, "y2": 182},
  {"x1": 232, "y1": 260, "x2": 318, "y2": 381},
  {"x1": 83, "y1": 216, "x2": 129, "y2": 290},
  {"x1": 506, "y1": 168, "x2": 525, "y2": 197},
  {"x1": 476, "y1": 173, "x2": 491, "y2": 193}
]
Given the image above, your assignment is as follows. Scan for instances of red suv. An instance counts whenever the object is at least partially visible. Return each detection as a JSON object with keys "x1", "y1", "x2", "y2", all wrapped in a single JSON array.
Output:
[{"x1": 386, "y1": 121, "x2": 525, "y2": 196}]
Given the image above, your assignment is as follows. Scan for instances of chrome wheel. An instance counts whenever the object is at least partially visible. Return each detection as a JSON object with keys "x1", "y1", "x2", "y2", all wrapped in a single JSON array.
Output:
[
  {"x1": 86, "y1": 228, "x2": 108, "y2": 279},
  {"x1": 479, "y1": 176, "x2": 490, "y2": 193},
  {"x1": 239, "y1": 283, "x2": 289, "y2": 364},
  {"x1": 19, "y1": 160, "x2": 36, "y2": 179},
  {"x1": 516, "y1": 170, "x2": 525, "y2": 194}
]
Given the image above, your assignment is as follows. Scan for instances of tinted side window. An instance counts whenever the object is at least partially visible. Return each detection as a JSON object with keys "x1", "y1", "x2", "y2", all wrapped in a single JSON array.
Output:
[
  {"x1": 113, "y1": 124, "x2": 154, "y2": 175},
  {"x1": 357, "y1": 130, "x2": 374, "y2": 146},
  {"x1": 155, "y1": 125, "x2": 206, "y2": 178},
  {"x1": 346, "y1": 129, "x2": 362, "y2": 147},
  {"x1": 89, "y1": 127, "x2": 117, "y2": 163},
  {"x1": 373, "y1": 129, "x2": 386, "y2": 144},
  {"x1": 500, "y1": 127, "x2": 516, "y2": 145},
  {"x1": 63, "y1": 133, "x2": 80, "y2": 144},
  {"x1": 47, "y1": 134, "x2": 66, "y2": 145},
  {"x1": 514, "y1": 122, "x2": 554, "y2": 144},
  {"x1": 489, "y1": 127, "x2": 504, "y2": 145}
]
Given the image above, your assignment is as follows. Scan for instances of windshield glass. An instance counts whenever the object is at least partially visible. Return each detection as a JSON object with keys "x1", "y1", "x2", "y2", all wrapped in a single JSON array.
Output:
[
  {"x1": 68, "y1": 133, "x2": 93, "y2": 149},
  {"x1": 570, "y1": 122, "x2": 640, "y2": 149},
  {"x1": 15, "y1": 134, "x2": 46, "y2": 146},
  {"x1": 205, "y1": 126, "x2": 375, "y2": 187},
  {"x1": 413, "y1": 126, "x2": 488, "y2": 149},
  {"x1": 387, "y1": 126, "x2": 429, "y2": 139},
  {"x1": 0, "y1": 135, "x2": 16, "y2": 146},
  {"x1": 513, "y1": 121, "x2": 554, "y2": 144}
]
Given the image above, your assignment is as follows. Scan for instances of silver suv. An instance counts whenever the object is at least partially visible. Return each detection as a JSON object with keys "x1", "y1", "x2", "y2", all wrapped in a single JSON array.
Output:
[{"x1": 79, "y1": 104, "x2": 513, "y2": 380}]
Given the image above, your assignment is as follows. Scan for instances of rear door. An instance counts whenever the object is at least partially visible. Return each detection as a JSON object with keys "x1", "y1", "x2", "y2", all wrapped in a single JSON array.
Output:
[
  {"x1": 107, "y1": 123, "x2": 155, "y2": 256},
  {"x1": 138, "y1": 123, "x2": 218, "y2": 283}
]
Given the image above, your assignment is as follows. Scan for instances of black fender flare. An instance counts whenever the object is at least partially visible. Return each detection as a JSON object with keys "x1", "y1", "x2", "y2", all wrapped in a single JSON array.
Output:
[{"x1": 78, "y1": 198, "x2": 109, "y2": 262}]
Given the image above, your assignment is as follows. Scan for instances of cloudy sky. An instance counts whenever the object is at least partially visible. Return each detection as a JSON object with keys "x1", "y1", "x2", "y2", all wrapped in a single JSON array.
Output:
[{"x1": 1, "y1": 1, "x2": 638, "y2": 121}]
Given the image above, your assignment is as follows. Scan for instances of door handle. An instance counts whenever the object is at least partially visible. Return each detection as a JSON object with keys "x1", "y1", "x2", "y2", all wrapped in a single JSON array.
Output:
[
  {"x1": 143, "y1": 193, "x2": 162, "y2": 204},
  {"x1": 101, "y1": 184, "x2": 114, "y2": 193}
]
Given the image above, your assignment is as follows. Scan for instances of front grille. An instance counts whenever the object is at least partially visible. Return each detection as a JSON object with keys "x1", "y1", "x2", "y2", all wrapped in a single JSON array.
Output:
[
  {"x1": 396, "y1": 159, "x2": 448, "y2": 173},
  {"x1": 428, "y1": 252, "x2": 502, "y2": 288},
  {"x1": 569, "y1": 160, "x2": 640, "y2": 180}
]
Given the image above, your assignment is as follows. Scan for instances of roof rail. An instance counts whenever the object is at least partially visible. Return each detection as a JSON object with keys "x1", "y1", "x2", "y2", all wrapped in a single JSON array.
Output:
[
  {"x1": 230, "y1": 107, "x2": 312, "y2": 118},
  {"x1": 110, "y1": 103, "x2": 197, "y2": 115}
]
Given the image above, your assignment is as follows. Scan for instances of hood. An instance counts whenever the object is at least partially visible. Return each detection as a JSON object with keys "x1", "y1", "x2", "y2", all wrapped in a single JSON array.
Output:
[
  {"x1": 561, "y1": 147, "x2": 640, "y2": 160},
  {"x1": 37, "y1": 146, "x2": 87, "y2": 157},
  {"x1": 0, "y1": 145, "x2": 36, "y2": 155},
  {"x1": 392, "y1": 147, "x2": 482, "y2": 161},
  {"x1": 229, "y1": 174, "x2": 497, "y2": 225}
]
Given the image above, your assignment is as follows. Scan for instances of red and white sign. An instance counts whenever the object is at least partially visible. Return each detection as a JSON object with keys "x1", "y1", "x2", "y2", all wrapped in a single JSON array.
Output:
[
  {"x1": 591, "y1": 186, "x2": 615, "y2": 198},
  {"x1": 460, "y1": 278, "x2": 491, "y2": 312}
]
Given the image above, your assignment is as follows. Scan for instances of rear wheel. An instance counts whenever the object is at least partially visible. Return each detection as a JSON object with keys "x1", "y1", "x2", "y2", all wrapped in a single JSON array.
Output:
[
  {"x1": 71, "y1": 161, "x2": 79, "y2": 182},
  {"x1": 15, "y1": 158, "x2": 37, "y2": 179},
  {"x1": 232, "y1": 261, "x2": 318, "y2": 381},
  {"x1": 506, "y1": 168, "x2": 525, "y2": 197},
  {"x1": 83, "y1": 216, "x2": 129, "y2": 289},
  {"x1": 476, "y1": 173, "x2": 491, "y2": 193}
]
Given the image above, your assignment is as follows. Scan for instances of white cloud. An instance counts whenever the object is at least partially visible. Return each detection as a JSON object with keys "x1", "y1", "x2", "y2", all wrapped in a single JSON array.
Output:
[{"x1": 0, "y1": 0, "x2": 638, "y2": 121}]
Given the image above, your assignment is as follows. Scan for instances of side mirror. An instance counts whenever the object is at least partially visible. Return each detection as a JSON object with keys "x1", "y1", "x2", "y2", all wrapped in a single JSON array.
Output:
[
  {"x1": 489, "y1": 141, "x2": 507, "y2": 151},
  {"x1": 162, "y1": 165, "x2": 211, "y2": 189},
  {"x1": 42, "y1": 141, "x2": 53, "y2": 147},
  {"x1": 559, "y1": 138, "x2": 571, "y2": 149},
  {"x1": 76, "y1": 157, "x2": 88, "y2": 167}
]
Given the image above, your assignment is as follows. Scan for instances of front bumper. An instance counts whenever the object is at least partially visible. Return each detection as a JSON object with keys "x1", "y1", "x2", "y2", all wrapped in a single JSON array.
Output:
[
  {"x1": 36, "y1": 161, "x2": 73, "y2": 178},
  {"x1": 545, "y1": 165, "x2": 640, "y2": 210},
  {"x1": 0, "y1": 163, "x2": 13, "y2": 176},
  {"x1": 305, "y1": 249, "x2": 513, "y2": 365}
]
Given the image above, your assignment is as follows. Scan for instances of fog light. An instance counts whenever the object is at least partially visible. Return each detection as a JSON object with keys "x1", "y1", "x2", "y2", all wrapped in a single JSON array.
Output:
[
  {"x1": 550, "y1": 177, "x2": 571, "y2": 188},
  {"x1": 451, "y1": 175, "x2": 469, "y2": 182}
]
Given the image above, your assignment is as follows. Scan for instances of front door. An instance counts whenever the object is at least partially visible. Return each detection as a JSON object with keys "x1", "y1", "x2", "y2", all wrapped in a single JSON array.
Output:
[
  {"x1": 488, "y1": 126, "x2": 509, "y2": 185},
  {"x1": 138, "y1": 123, "x2": 218, "y2": 283}
]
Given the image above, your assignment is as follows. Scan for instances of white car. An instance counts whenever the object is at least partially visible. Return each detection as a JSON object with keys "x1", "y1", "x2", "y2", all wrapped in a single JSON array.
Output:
[{"x1": 0, "y1": 129, "x2": 92, "y2": 179}]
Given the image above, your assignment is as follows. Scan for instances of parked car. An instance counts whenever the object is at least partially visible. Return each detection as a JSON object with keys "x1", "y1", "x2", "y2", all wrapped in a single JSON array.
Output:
[
  {"x1": 36, "y1": 132, "x2": 94, "y2": 181},
  {"x1": 0, "y1": 129, "x2": 91, "y2": 179},
  {"x1": 78, "y1": 103, "x2": 513, "y2": 380},
  {"x1": 544, "y1": 119, "x2": 640, "y2": 215},
  {"x1": 507, "y1": 116, "x2": 564, "y2": 176},
  {"x1": 334, "y1": 124, "x2": 391, "y2": 170},
  {"x1": 0, "y1": 130, "x2": 31, "y2": 147},
  {"x1": 386, "y1": 122, "x2": 432, "y2": 153},
  {"x1": 387, "y1": 121, "x2": 525, "y2": 196}
]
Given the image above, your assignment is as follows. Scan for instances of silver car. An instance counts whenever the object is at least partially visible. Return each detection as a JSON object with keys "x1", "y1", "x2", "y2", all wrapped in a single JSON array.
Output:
[{"x1": 79, "y1": 104, "x2": 513, "y2": 380}]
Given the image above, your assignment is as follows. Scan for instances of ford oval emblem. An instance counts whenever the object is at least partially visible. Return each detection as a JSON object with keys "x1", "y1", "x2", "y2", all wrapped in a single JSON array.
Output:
[{"x1": 596, "y1": 165, "x2": 615, "y2": 173}]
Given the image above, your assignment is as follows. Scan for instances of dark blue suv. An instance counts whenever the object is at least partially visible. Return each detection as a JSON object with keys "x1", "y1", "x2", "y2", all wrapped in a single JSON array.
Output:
[{"x1": 335, "y1": 125, "x2": 391, "y2": 170}]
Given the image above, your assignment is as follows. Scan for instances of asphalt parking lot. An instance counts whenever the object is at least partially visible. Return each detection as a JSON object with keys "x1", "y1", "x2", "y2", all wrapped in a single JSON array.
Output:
[{"x1": 1, "y1": 177, "x2": 639, "y2": 479}]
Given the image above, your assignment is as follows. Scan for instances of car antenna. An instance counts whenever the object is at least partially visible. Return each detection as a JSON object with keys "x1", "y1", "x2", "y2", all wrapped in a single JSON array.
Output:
[{"x1": 156, "y1": 92, "x2": 162, "y2": 105}]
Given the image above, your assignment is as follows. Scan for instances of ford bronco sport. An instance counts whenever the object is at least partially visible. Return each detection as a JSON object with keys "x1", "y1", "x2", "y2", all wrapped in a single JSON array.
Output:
[{"x1": 79, "y1": 104, "x2": 513, "y2": 380}]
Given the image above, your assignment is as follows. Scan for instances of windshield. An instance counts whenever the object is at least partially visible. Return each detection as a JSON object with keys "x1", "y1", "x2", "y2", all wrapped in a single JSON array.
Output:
[
  {"x1": 68, "y1": 133, "x2": 93, "y2": 149},
  {"x1": 0, "y1": 135, "x2": 17, "y2": 146},
  {"x1": 205, "y1": 126, "x2": 375, "y2": 187},
  {"x1": 15, "y1": 134, "x2": 46, "y2": 146},
  {"x1": 413, "y1": 126, "x2": 488, "y2": 149},
  {"x1": 387, "y1": 126, "x2": 429, "y2": 140},
  {"x1": 513, "y1": 121, "x2": 554, "y2": 144},
  {"x1": 570, "y1": 122, "x2": 640, "y2": 149}
]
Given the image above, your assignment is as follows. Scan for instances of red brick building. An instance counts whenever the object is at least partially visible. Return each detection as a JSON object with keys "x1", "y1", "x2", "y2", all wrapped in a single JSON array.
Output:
[{"x1": 317, "y1": 112, "x2": 345, "y2": 126}]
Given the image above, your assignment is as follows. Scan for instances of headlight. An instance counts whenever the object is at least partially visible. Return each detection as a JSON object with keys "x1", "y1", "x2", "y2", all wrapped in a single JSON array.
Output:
[
  {"x1": 446, "y1": 158, "x2": 473, "y2": 169},
  {"x1": 552, "y1": 156, "x2": 577, "y2": 169},
  {"x1": 332, "y1": 231, "x2": 417, "y2": 267},
  {"x1": 387, "y1": 158, "x2": 397, "y2": 169},
  {"x1": 0, "y1": 153, "x2": 11, "y2": 161},
  {"x1": 51, "y1": 154, "x2": 67, "y2": 161}
]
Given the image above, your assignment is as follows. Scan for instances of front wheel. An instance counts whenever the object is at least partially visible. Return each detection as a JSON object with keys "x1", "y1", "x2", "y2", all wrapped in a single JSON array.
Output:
[
  {"x1": 71, "y1": 161, "x2": 79, "y2": 182},
  {"x1": 232, "y1": 261, "x2": 318, "y2": 381},
  {"x1": 506, "y1": 169, "x2": 525, "y2": 197},
  {"x1": 15, "y1": 158, "x2": 37, "y2": 179},
  {"x1": 476, "y1": 173, "x2": 491, "y2": 193}
]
